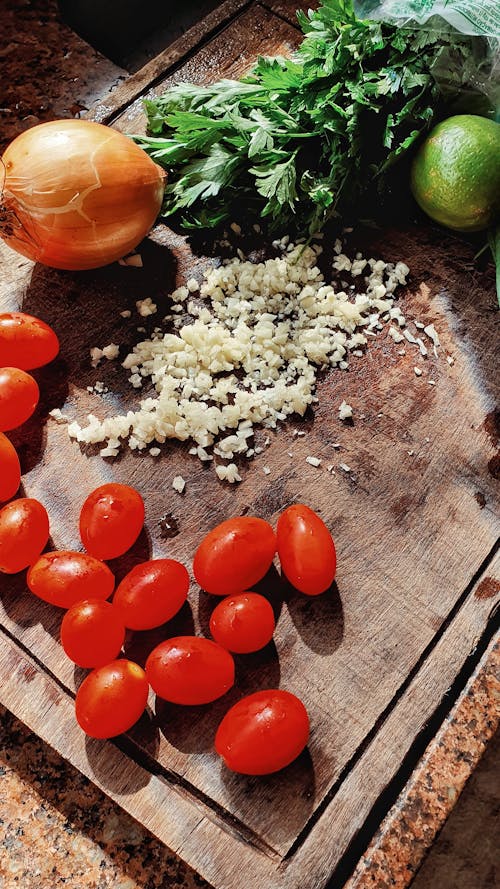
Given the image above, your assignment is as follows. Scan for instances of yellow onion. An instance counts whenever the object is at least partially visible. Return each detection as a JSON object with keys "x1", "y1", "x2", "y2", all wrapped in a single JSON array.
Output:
[{"x1": 0, "y1": 120, "x2": 165, "y2": 270}]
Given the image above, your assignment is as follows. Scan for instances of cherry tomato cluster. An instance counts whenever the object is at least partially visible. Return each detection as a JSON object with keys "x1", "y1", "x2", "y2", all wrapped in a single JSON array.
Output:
[
  {"x1": 191, "y1": 505, "x2": 335, "y2": 774},
  {"x1": 0, "y1": 312, "x2": 60, "y2": 505},
  {"x1": 0, "y1": 312, "x2": 338, "y2": 774},
  {"x1": 1, "y1": 477, "x2": 187, "y2": 738},
  {"x1": 1, "y1": 472, "x2": 335, "y2": 773},
  {"x1": 73, "y1": 501, "x2": 333, "y2": 774},
  {"x1": 0, "y1": 313, "x2": 59, "y2": 572}
]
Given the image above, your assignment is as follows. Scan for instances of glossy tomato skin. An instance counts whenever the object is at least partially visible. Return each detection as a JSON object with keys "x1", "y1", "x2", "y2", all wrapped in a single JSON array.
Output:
[
  {"x1": 0, "y1": 432, "x2": 21, "y2": 502},
  {"x1": 0, "y1": 367, "x2": 39, "y2": 431},
  {"x1": 27, "y1": 551, "x2": 115, "y2": 608},
  {"x1": 61, "y1": 599, "x2": 125, "y2": 668},
  {"x1": 0, "y1": 498, "x2": 49, "y2": 574},
  {"x1": 79, "y1": 483, "x2": 145, "y2": 560},
  {"x1": 113, "y1": 559, "x2": 189, "y2": 630},
  {"x1": 210, "y1": 592, "x2": 275, "y2": 654},
  {"x1": 0, "y1": 312, "x2": 59, "y2": 370},
  {"x1": 145, "y1": 636, "x2": 235, "y2": 705},
  {"x1": 277, "y1": 504, "x2": 336, "y2": 596},
  {"x1": 215, "y1": 689, "x2": 310, "y2": 775},
  {"x1": 193, "y1": 516, "x2": 276, "y2": 596},
  {"x1": 75, "y1": 659, "x2": 149, "y2": 739}
]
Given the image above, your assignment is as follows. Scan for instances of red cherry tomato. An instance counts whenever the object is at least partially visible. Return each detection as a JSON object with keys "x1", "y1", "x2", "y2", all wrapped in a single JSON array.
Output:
[
  {"x1": 145, "y1": 636, "x2": 235, "y2": 705},
  {"x1": 27, "y1": 551, "x2": 115, "y2": 608},
  {"x1": 0, "y1": 432, "x2": 21, "y2": 502},
  {"x1": 0, "y1": 312, "x2": 59, "y2": 370},
  {"x1": 210, "y1": 592, "x2": 275, "y2": 654},
  {"x1": 277, "y1": 503, "x2": 336, "y2": 596},
  {"x1": 215, "y1": 689, "x2": 309, "y2": 775},
  {"x1": 0, "y1": 367, "x2": 39, "y2": 431},
  {"x1": 79, "y1": 483, "x2": 145, "y2": 560},
  {"x1": 113, "y1": 559, "x2": 189, "y2": 630},
  {"x1": 193, "y1": 516, "x2": 276, "y2": 596},
  {"x1": 0, "y1": 498, "x2": 49, "y2": 574},
  {"x1": 61, "y1": 599, "x2": 125, "y2": 668},
  {"x1": 75, "y1": 659, "x2": 149, "y2": 739}
]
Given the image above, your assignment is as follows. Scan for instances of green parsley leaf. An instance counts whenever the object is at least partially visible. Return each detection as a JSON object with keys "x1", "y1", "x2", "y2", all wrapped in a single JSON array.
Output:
[{"x1": 136, "y1": 0, "x2": 490, "y2": 235}]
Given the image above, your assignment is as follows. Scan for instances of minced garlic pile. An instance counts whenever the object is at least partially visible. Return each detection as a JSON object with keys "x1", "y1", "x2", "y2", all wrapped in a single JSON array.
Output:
[{"x1": 63, "y1": 238, "x2": 436, "y2": 481}]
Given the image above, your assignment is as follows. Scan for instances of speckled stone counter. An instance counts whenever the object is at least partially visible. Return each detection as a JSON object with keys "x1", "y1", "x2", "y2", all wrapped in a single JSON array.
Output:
[
  {"x1": 0, "y1": 703, "x2": 206, "y2": 889},
  {"x1": 0, "y1": 3, "x2": 499, "y2": 888},
  {"x1": 345, "y1": 637, "x2": 499, "y2": 889}
]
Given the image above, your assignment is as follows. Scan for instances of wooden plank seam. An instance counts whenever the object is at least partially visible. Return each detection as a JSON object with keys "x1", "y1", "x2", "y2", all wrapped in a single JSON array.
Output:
[
  {"x1": 282, "y1": 538, "x2": 500, "y2": 862},
  {"x1": 89, "y1": 0, "x2": 255, "y2": 126}
]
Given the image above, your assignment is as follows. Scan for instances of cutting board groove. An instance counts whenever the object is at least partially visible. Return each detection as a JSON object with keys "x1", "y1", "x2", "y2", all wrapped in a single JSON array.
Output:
[{"x1": 285, "y1": 539, "x2": 500, "y2": 863}]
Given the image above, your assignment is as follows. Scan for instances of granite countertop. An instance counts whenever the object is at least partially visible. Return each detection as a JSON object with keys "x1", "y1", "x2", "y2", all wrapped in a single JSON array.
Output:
[{"x1": 0, "y1": 3, "x2": 499, "y2": 887}]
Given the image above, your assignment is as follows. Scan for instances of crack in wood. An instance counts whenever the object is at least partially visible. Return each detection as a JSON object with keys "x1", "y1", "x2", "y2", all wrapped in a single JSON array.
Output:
[{"x1": 257, "y1": 1, "x2": 303, "y2": 29}]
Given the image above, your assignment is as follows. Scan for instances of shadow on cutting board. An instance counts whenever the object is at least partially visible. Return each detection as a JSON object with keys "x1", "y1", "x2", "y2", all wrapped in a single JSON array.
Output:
[
  {"x1": 285, "y1": 580, "x2": 345, "y2": 656},
  {"x1": 220, "y1": 745, "x2": 316, "y2": 846},
  {"x1": 58, "y1": 0, "x2": 225, "y2": 72},
  {"x1": 123, "y1": 599, "x2": 196, "y2": 669},
  {"x1": 85, "y1": 707, "x2": 160, "y2": 794}
]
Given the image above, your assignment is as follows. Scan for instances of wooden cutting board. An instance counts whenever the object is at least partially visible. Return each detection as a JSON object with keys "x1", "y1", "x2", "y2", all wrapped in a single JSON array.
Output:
[{"x1": 1, "y1": 3, "x2": 499, "y2": 888}]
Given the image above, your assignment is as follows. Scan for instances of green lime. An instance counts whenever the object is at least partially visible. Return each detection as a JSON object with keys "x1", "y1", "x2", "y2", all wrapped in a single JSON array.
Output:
[{"x1": 410, "y1": 115, "x2": 500, "y2": 232}]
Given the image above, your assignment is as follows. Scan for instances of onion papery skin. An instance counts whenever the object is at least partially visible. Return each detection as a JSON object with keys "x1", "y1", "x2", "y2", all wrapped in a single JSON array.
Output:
[{"x1": 0, "y1": 120, "x2": 165, "y2": 271}]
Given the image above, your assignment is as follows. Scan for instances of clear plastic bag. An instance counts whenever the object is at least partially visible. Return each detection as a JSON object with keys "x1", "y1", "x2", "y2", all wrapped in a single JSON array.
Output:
[
  {"x1": 354, "y1": 1, "x2": 500, "y2": 305},
  {"x1": 353, "y1": 0, "x2": 500, "y2": 36},
  {"x1": 354, "y1": 1, "x2": 500, "y2": 115}
]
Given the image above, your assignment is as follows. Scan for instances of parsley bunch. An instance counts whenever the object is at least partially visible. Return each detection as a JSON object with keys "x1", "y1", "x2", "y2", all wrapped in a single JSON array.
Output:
[{"x1": 134, "y1": 0, "x2": 488, "y2": 234}]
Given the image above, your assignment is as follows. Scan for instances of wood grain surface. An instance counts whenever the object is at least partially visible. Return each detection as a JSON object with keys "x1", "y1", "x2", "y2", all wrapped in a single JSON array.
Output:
[
  {"x1": 0, "y1": 2, "x2": 499, "y2": 888},
  {"x1": 260, "y1": 0, "x2": 316, "y2": 24},
  {"x1": 108, "y1": 4, "x2": 301, "y2": 135},
  {"x1": 90, "y1": 0, "x2": 253, "y2": 126}
]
